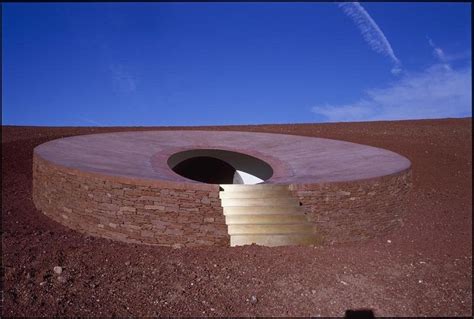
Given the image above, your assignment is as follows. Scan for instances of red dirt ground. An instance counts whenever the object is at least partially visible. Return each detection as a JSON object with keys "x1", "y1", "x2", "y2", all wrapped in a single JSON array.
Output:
[{"x1": 2, "y1": 118, "x2": 472, "y2": 317}]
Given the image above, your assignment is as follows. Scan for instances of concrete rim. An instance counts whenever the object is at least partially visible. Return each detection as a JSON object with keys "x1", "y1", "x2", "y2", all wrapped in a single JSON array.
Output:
[{"x1": 33, "y1": 130, "x2": 412, "y2": 189}]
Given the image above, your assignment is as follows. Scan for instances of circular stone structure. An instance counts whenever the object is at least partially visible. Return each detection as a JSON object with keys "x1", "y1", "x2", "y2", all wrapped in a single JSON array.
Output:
[{"x1": 32, "y1": 130, "x2": 412, "y2": 247}]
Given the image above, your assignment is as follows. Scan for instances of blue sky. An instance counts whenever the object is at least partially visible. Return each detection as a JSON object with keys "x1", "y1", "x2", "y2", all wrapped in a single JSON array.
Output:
[{"x1": 2, "y1": 2, "x2": 471, "y2": 126}]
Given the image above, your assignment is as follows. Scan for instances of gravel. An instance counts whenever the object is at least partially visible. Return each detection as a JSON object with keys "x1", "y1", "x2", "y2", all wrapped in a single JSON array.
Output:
[
  {"x1": 2, "y1": 118, "x2": 472, "y2": 317},
  {"x1": 53, "y1": 266, "x2": 63, "y2": 275}
]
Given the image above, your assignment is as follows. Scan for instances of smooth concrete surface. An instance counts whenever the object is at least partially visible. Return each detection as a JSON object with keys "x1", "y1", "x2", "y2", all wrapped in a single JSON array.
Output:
[
  {"x1": 221, "y1": 184, "x2": 292, "y2": 191},
  {"x1": 220, "y1": 197, "x2": 301, "y2": 207},
  {"x1": 219, "y1": 190, "x2": 292, "y2": 198},
  {"x1": 219, "y1": 184, "x2": 319, "y2": 247},
  {"x1": 230, "y1": 234, "x2": 320, "y2": 247},
  {"x1": 225, "y1": 214, "x2": 308, "y2": 224},
  {"x1": 223, "y1": 206, "x2": 304, "y2": 215},
  {"x1": 227, "y1": 224, "x2": 314, "y2": 235},
  {"x1": 34, "y1": 130, "x2": 411, "y2": 186}
]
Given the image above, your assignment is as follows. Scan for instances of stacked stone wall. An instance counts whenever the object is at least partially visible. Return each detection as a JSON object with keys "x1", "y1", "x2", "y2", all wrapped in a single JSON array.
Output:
[
  {"x1": 32, "y1": 154, "x2": 229, "y2": 247},
  {"x1": 33, "y1": 153, "x2": 412, "y2": 247},
  {"x1": 291, "y1": 169, "x2": 412, "y2": 245}
]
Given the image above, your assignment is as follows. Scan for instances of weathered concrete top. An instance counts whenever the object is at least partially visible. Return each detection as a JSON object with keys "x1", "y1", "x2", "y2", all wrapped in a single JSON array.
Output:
[{"x1": 34, "y1": 130, "x2": 411, "y2": 188}]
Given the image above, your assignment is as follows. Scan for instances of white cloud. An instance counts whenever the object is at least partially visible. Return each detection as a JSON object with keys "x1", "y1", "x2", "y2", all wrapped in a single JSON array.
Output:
[
  {"x1": 428, "y1": 38, "x2": 447, "y2": 62},
  {"x1": 442, "y1": 50, "x2": 472, "y2": 63},
  {"x1": 338, "y1": 2, "x2": 402, "y2": 75},
  {"x1": 426, "y1": 38, "x2": 471, "y2": 64},
  {"x1": 427, "y1": 37, "x2": 451, "y2": 71},
  {"x1": 311, "y1": 63, "x2": 472, "y2": 122}
]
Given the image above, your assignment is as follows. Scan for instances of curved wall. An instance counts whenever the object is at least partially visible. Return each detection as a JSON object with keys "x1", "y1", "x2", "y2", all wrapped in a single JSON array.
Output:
[
  {"x1": 33, "y1": 154, "x2": 411, "y2": 247},
  {"x1": 32, "y1": 130, "x2": 412, "y2": 247},
  {"x1": 33, "y1": 154, "x2": 228, "y2": 248},
  {"x1": 291, "y1": 169, "x2": 412, "y2": 245}
]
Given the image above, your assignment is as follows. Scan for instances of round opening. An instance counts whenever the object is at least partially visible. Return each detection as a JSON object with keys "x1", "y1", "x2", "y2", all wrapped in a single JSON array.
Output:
[{"x1": 167, "y1": 149, "x2": 273, "y2": 184}]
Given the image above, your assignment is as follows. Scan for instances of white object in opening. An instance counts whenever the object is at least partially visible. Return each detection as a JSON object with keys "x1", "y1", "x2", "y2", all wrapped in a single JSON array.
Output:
[{"x1": 233, "y1": 170, "x2": 264, "y2": 185}]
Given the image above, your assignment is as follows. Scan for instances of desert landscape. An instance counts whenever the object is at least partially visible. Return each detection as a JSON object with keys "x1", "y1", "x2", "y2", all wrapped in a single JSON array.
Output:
[{"x1": 2, "y1": 118, "x2": 472, "y2": 317}]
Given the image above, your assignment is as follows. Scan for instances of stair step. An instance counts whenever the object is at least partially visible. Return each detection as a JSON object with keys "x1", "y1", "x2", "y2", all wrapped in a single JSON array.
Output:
[
  {"x1": 228, "y1": 223, "x2": 313, "y2": 235},
  {"x1": 220, "y1": 184, "x2": 290, "y2": 192},
  {"x1": 230, "y1": 234, "x2": 320, "y2": 247},
  {"x1": 219, "y1": 190, "x2": 292, "y2": 199},
  {"x1": 220, "y1": 184, "x2": 318, "y2": 247},
  {"x1": 225, "y1": 214, "x2": 308, "y2": 225},
  {"x1": 221, "y1": 197, "x2": 300, "y2": 207},
  {"x1": 223, "y1": 206, "x2": 304, "y2": 215}
]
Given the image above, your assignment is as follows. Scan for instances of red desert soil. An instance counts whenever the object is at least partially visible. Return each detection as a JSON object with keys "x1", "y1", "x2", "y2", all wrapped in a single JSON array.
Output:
[{"x1": 2, "y1": 118, "x2": 472, "y2": 317}]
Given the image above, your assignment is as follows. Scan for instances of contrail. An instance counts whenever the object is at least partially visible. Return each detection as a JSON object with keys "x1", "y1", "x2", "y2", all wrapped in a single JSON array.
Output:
[{"x1": 338, "y1": 2, "x2": 402, "y2": 74}]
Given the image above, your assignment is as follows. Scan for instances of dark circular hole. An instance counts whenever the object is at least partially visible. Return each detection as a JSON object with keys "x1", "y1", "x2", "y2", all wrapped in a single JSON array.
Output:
[
  {"x1": 168, "y1": 149, "x2": 273, "y2": 184},
  {"x1": 172, "y1": 156, "x2": 236, "y2": 184}
]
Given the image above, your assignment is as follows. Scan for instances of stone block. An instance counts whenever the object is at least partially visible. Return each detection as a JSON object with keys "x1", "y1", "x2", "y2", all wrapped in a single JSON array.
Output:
[{"x1": 144, "y1": 205, "x2": 165, "y2": 210}]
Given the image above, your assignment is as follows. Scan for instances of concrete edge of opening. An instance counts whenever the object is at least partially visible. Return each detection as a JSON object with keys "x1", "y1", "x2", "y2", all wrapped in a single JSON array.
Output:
[{"x1": 167, "y1": 149, "x2": 273, "y2": 185}]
